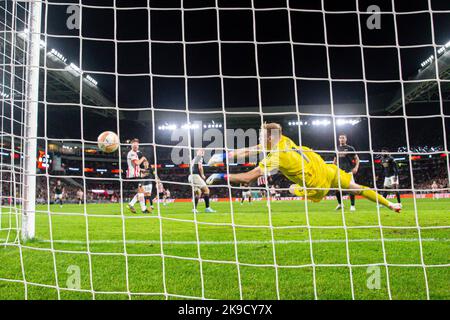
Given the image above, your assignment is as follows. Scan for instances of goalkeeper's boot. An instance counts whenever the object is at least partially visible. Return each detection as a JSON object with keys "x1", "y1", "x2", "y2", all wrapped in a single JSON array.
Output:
[
  {"x1": 142, "y1": 209, "x2": 151, "y2": 214},
  {"x1": 335, "y1": 204, "x2": 343, "y2": 211},
  {"x1": 388, "y1": 202, "x2": 402, "y2": 213},
  {"x1": 127, "y1": 204, "x2": 137, "y2": 214},
  {"x1": 206, "y1": 173, "x2": 227, "y2": 185},
  {"x1": 192, "y1": 208, "x2": 198, "y2": 213},
  {"x1": 205, "y1": 207, "x2": 216, "y2": 213},
  {"x1": 350, "y1": 206, "x2": 356, "y2": 212}
]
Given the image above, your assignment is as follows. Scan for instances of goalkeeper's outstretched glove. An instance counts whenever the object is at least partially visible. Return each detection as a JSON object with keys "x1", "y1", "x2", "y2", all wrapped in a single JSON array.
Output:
[
  {"x1": 207, "y1": 152, "x2": 229, "y2": 166},
  {"x1": 206, "y1": 173, "x2": 228, "y2": 185}
]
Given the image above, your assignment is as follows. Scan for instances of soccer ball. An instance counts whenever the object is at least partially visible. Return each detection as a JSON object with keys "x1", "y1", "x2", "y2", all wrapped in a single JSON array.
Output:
[{"x1": 97, "y1": 131, "x2": 120, "y2": 153}]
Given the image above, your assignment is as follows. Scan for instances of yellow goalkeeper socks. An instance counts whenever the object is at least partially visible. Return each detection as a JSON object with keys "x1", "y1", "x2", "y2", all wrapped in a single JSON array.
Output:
[{"x1": 360, "y1": 188, "x2": 390, "y2": 207}]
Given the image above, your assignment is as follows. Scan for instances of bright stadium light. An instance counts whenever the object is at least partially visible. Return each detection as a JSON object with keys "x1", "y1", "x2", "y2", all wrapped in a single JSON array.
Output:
[
  {"x1": 48, "y1": 48, "x2": 67, "y2": 63},
  {"x1": 202, "y1": 122, "x2": 222, "y2": 129},
  {"x1": 420, "y1": 55, "x2": 434, "y2": 68},
  {"x1": 0, "y1": 91, "x2": 10, "y2": 99},
  {"x1": 181, "y1": 123, "x2": 200, "y2": 130},
  {"x1": 312, "y1": 119, "x2": 331, "y2": 126},
  {"x1": 288, "y1": 121, "x2": 304, "y2": 126},
  {"x1": 66, "y1": 63, "x2": 81, "y2": 77},
  {"x1": 85, "y1": 75, "x2": 98, "y2": 86},
  {"x1": 158, "y1": 124, "x2": 177, "y2": 131},
  {"x1": 336, "y1": 118, "x2": 361, "y2": 126}
]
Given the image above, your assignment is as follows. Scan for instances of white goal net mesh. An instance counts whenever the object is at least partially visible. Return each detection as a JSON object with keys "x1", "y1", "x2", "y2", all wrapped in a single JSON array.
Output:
[{"x1": 0, "y1": 0, "x2": 449, "y2": 300}]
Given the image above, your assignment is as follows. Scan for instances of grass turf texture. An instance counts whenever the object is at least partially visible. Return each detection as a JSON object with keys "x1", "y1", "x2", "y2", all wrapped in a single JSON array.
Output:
[{"x1": 0, "y1": 198, "x2": 449, "y2": 300}]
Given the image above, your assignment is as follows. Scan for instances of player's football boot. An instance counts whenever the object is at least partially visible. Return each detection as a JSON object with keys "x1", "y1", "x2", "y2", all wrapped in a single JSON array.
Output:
[
  {"x1": 335, "y1": 204, "x2": 343, "y2": 210},
  {"x1": 142, "y1": 209, "x2": 151, "y2": 214},
  {"x1": 350, "y1": 206, "x2": 356, "y2": 212},
  {"x1": 206, "y1": 173, "x2": 223, "y2": 185},
  {"x1": 388, "y1": 202, "x2": 402, "y2": 213},
  {"x1": 205, "y1": 207, "x2": 216, "y2": 213},
  {"x1": 127, "y1": 204, "x2": 137, "y2": 214},
  {"x1": 192, "y1": 208, "x2": 198, "y2": 213}
]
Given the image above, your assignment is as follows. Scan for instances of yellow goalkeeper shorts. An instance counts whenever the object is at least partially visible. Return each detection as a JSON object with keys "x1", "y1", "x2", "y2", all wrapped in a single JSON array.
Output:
[{"x1": 290, "y1": 164, "x2": 353, "y2": 202}]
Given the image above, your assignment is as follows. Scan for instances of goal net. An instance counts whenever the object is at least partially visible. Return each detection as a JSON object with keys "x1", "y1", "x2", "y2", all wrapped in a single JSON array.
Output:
[{"x1": 0, "y1": 0, "x2": 449, "y2": 300}]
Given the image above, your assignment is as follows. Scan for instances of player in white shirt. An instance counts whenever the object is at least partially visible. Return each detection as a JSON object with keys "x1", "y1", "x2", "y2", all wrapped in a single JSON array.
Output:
[
  {"x1": 76, "y1": 188, "x2": 84, "y2": 205},
  {"x1": 269, "y1": 185, "x2": 280, "y2": 200},
  {"x1": 188, "y1": 149, "x2": 215, "y2": 213},
  {"x1": 126, "y1": 138, "x2": 151, "y2": 214},
  {"x1": 163, "y1": 188, "x2": 171, "y2": 206},
  {"x1": 240, "y1": 183, "x2": 252, "y2": 204},
  {"x1": 431, "y1": 180, "x2": 439, "y2": 200},
  {"x1": 154, "y1": 177, "x2": 167, "y2": 206}
]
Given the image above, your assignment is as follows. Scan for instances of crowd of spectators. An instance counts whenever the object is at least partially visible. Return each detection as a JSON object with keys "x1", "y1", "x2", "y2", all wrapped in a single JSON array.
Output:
[{"x1": 0, "y1": 155, "x2": 449, "y2": 204}]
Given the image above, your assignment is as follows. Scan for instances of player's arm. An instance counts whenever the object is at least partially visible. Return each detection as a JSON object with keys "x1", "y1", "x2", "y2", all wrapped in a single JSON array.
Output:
[
  {"x1": 207, "y1": 167, "x2": 263, "y2": 185},
  {"x1": 198, "y1": 162, "x2": 206, "y2": 180},
  {"x1": 208, "y1": 145, "x2": 262, "y2": 165},
  {"x1": 133, "y1": 156, "x2": 147, "y2": 167}
]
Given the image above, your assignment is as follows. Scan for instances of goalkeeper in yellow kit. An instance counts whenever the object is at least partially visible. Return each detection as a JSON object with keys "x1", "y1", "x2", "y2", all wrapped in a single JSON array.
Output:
[{"x1": 206, "y1": 123, "x2": 402, "y2": 212}]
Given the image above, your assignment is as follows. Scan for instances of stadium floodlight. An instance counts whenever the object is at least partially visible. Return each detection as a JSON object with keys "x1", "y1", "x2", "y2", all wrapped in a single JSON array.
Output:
[
  {"x1": 66, "y1": 63, "x2": 81, "y2": 77},
  {"x1": 336, "y1": 118, "x2": 361, "y2": 126},
  {"x1": 420, "y1": 55, "x2": 435, "y2": 68},
  {"x1": 48, "y1": 48, "x2": 67, "y2": 63},
  {"x1": 0, "y1": 91, "x2": 10, "y2": 99},
  {"x1": 288, "y1": 121, "x2": 305, "y2": 126},
  {"x1": 85, "y1": 75, "x2": 98, "y2": 86},
  {"x1": 181, "y1": 123, "x2": 200, "y2": 130},
  {"x1": 158, "y1": 124, "x2": 177, "y2": 131},
  {"x1": 312, "y1": 119, "x2": 331, "y2": 126}
]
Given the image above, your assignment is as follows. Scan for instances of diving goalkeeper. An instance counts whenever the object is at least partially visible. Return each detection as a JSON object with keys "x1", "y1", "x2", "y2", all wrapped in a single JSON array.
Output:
[{"x1": 206, "y1": 123, "x2": 402, "y2": 213}]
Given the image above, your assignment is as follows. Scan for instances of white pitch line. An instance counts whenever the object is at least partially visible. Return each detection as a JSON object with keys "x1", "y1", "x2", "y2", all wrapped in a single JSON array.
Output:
[{"x1": 1, "y1": 238, "x2": 449, "y2": 245}]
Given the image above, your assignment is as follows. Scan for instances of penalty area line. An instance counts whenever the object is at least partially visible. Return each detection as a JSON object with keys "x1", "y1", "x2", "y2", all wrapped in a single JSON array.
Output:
[{"x1": 1, "y1": 238, "x2": 449, "y2": 245}]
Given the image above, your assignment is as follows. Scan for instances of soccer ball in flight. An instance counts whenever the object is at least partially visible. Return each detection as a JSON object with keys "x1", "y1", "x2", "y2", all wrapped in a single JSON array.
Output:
[{"x1": 97, "y1": 131, "x2": 120, "y2": 153}]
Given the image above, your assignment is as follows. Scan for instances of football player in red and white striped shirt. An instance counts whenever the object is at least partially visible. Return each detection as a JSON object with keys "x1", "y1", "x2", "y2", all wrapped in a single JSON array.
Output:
[{"x1": 127, "y1": 138, "x2": 150, "y2": 214}]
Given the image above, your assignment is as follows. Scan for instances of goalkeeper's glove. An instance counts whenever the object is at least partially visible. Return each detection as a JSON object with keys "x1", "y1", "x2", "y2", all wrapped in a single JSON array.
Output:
[
  {"x1": 207, "y1": 152, "x2": 229, "y2": 166},
  {"x1": 206, "y1": 173, "x2": 228, "y2": 185}
]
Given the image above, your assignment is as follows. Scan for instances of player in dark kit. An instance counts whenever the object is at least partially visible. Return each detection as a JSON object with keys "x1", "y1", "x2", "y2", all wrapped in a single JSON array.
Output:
[
  {"x1": 54, "y1": 180, "x2": 64, "y2": 208},
  {"x1": 138, "y1": 150, "x2": 156, "y2": 210},
  {"x1": 380, "y1": 149, "x2": 401, "y2": 205},
  {"x1": 333, "y1": 134, "x2": 360, "y2": 211}
]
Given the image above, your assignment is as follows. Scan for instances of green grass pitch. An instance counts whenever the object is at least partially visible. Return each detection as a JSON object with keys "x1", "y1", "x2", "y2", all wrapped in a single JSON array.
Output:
[{"x1": 0, "y1": 198, "x2": 449, "y2": 300}]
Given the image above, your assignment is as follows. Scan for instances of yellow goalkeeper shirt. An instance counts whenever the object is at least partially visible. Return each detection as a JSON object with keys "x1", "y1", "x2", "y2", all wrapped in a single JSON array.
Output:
[{"x1": 258, "y1": 135, "x2": 352, "y2": 202}]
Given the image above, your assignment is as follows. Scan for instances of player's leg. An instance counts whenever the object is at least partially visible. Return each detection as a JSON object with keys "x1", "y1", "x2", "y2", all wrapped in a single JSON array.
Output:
[
  {"x1": 201, "y1": 185, "x2": 216, "y2": 213},
  {"x1": 333, "y1": 166, "x2": 401, "y2": 212},
  {"x1": 193, "y1": 188, "x2": 201, "y2": 213},
  {"x1": 349, "y1": 181, "x2": 401, "y2": 212},
  {"x1": 349, "y1": 173, "x2": 356, "y2": 211},
  {"x1": 142, "y1": 183, "x2": 153, "y2": 213},
  {"x1": 145, "y1": 182, "x2": 155, "y2": 209},
  {"x1": 335, "y1": 190, "x2": 343, "y2": 210},
  {"x1": 128, "y1": 183, "x2": 140, "y2": 213},
  {"x1": 392, "y1": 180, "x2": 401, "y2": 204}
]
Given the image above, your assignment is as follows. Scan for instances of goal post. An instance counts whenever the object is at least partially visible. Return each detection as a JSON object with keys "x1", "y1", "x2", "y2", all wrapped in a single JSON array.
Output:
[{"x1": 21, "y1": 0, "x2": 42, "y2": 241}]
